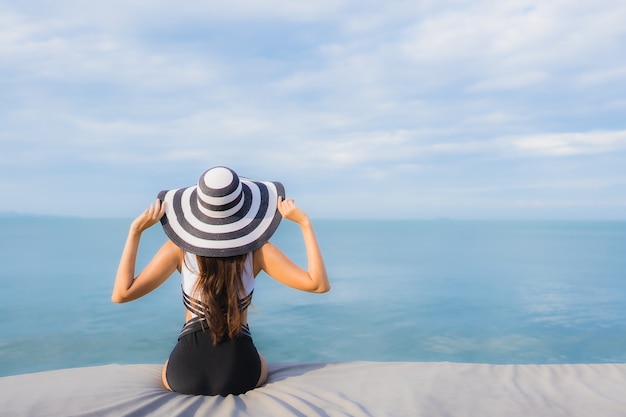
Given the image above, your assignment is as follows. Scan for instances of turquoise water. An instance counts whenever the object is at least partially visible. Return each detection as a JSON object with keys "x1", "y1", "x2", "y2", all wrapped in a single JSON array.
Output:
[{"x1": 1, "y1": 218, "x2": 625, "y2": 376}]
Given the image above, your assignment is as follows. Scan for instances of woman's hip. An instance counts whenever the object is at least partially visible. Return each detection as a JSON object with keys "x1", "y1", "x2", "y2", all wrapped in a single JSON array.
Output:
[{"x1": 165, "y1": 321, "x2": 261, "y2": 396}]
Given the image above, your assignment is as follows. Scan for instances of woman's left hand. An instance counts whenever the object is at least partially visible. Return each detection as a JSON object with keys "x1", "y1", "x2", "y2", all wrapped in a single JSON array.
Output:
[
  {"x1": 131, "y1": 199, "x2": 166, "y2": 234},
  {"x1": 112, "y1": 199, "x2": 177, "y2": 304},
  {"x1": 277, "y1": 197, "x2": 310, "y2": 226}
]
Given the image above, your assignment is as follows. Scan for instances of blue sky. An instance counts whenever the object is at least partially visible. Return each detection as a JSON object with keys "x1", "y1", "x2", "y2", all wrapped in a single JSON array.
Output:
[{"x1": 1, "y1": 0, "x2": 625, "y2": 219}]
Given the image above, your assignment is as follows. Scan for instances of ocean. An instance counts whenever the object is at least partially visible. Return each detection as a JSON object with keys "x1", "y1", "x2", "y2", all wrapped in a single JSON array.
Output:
[{"x1": 1, "y1": 218, "x2": 625, "y2": 376}]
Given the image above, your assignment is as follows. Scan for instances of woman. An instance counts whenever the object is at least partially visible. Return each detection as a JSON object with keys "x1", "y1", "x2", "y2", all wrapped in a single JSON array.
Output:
[{"x1": 112, "y1": 166, "x2": 329, "y2": 396}]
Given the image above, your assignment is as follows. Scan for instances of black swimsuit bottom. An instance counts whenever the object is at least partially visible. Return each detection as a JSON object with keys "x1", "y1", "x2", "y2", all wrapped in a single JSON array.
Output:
[{"x1": 166, "y1": 319, "x2": 262, "y2": 396}]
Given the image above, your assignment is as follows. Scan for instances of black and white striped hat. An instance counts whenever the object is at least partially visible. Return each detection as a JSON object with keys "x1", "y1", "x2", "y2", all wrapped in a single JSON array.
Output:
[{"x1": 157, "y1": 166, "x2": 285, "y2": 257}]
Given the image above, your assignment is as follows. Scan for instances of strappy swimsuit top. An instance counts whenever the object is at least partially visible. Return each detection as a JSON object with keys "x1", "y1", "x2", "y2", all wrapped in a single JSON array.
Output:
[{"x1": 181, "y1": 251, "x2": 254, "y2": 319}]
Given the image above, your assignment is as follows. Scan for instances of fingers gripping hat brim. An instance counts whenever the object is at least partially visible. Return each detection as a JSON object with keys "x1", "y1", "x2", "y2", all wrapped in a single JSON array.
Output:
[{"x1": 157, "y1": 179, "x2": 285, "y2": 257}]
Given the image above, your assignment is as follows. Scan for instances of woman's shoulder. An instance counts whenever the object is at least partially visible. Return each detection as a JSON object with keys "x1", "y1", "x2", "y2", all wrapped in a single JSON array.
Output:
[
  {"x1": 161, "y1": 240, "x2": 184, "y2": 271},
  {"x1": 252, "y1": 242, "x2": 277, "y2": 275},
  {"x1": 253, "y1": 242, "x2": 281, "y2": 261}
]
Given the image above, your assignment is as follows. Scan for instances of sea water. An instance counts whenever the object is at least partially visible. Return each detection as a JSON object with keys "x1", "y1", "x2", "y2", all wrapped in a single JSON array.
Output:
[{"x1": 1, "y1": 218, "x2": 625, "y2": 376}]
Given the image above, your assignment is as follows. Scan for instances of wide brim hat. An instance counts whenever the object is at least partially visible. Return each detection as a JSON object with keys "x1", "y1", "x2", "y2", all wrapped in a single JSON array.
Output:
[{"x1": 157, "y1": 166, "x2": 285, "y2": 257}]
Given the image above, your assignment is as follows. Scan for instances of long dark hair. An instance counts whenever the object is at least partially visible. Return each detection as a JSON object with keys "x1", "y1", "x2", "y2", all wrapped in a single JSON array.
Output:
[{"x1": 192, "y1": 253, "x2": 248, "y2": 345}]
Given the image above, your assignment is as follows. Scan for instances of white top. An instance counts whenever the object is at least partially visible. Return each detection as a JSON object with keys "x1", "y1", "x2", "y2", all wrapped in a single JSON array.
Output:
[{"x1": 181, "y1": 251, "x2": 255, "y2": 318}]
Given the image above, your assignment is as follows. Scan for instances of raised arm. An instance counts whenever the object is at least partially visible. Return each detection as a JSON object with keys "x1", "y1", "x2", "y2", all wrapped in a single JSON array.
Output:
[
  {"x1": 112, "y1": 200, "x2": 181, "y2": 303},
  {"x1": 255, "y1": 197, "x2": 330, "y2": 293}
]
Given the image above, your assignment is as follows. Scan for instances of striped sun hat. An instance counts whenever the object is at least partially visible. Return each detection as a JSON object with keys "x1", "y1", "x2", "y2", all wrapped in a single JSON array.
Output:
[{"x1": 157, "y1": 166, "x2": 285, "y2": 257}]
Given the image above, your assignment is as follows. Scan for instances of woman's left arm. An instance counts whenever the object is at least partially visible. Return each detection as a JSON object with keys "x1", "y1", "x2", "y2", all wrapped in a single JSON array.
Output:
[{"x1": 112, "y1": 200, "x2": 181, "y2": 303}]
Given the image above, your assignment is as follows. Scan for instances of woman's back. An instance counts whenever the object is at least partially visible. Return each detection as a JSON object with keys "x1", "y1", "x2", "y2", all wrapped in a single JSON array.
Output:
[{"x1": 181, "y1": 251, "x2": 255, "y2": 321}]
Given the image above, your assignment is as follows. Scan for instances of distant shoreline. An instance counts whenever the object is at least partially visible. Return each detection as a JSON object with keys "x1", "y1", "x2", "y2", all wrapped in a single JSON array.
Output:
[{"x1": 1, "y1": 212, "x2": 626, "y2": 223}]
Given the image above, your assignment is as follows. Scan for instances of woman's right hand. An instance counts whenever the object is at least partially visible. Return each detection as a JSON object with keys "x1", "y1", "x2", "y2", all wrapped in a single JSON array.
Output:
[
  {"x1": 131, "y1": 199, "x2": 167, "y2": 234},
  {"x1": 257, "y1": 197, "x2": 329, "y2": 293}
]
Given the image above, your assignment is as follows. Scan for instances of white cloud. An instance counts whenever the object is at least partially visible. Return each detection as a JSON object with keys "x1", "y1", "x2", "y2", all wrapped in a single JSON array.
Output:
[
  {"x1": 398, "y1": 0, "x2": 626, "y2": 87},
  {"x1": 297, "y1": 129, "x2": 626, "y2": 165},
  {"x1": 0, "y1": 0, "x2": 625, "y2": 218},
  {"x1": 3, "y1": 0, "x2": 352, "y2": 29},
  {"x1": 0, "y1": 12, "x2": 220, "y2": 89},
  {"x1": 577, "y1": 66, "x2": 626, "y2": 86},
  {"x1": 503, "y1": 130, "x2": 626, "y2": 156},
  {"x1": 467, "y1": 71, "x2": 549, "y2": 92}
]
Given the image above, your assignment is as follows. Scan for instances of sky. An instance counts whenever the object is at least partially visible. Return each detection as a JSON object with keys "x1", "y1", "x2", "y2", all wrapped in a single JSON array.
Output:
[{"x1": 1, "y1": 0, "x2": 625, "y2": 219}]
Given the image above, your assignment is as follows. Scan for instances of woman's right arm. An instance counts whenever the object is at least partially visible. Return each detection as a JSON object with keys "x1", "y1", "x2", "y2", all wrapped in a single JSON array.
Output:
[{"x1": 255, "y1": 198, "x2": 330, "y2": 293}]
